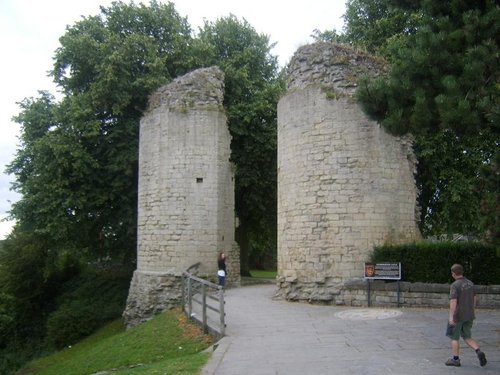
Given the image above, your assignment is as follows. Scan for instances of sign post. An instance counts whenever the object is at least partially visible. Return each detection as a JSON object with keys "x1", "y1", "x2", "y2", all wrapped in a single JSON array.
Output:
[{"x1": 364, "y1": 262, "x2": 402, "y2": 307}]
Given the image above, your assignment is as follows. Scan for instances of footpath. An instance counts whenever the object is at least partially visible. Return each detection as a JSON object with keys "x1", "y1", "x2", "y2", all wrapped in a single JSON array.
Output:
[{"x1": 201, "y1": 284, "x2": 499, "y2": 375}]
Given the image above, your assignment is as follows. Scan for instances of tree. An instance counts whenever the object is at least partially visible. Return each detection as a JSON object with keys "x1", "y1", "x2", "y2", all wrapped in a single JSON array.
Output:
[
  {"x1": 9, "y1": 5, "x2": 284, "y2": 275},
  {"x1": 3, "y1": 3, "x2": 196, "y2": 366},
  {"x1": 195, "y1": 16, "x2": 285, "y2": 273},
  {"x1": 355, "y1": 0, "x2": 499, "y2": 241},
  {"x1": 478, "y1": 150, "x2": 500, "y2": 249},
  {"x1": 3, "y1": 2, "x2": 284, "y2": 370},
  {"x1": 7, "y1": 1, "x2": 195, "y2": 262},
  {"x1": 314, "y1": 0, "x2": 422, "y2": 58}
]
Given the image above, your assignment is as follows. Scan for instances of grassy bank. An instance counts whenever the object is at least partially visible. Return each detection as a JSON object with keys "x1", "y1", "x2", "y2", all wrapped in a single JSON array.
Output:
[{"x1": 17, "y1": 309, "x2": 214, "y2": 375}]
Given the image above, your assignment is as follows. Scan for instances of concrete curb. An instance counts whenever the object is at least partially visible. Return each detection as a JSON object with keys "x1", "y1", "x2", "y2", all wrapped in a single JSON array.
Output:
[{"x1": 201, "y1": 337, "x2": 232, "y2": 375}]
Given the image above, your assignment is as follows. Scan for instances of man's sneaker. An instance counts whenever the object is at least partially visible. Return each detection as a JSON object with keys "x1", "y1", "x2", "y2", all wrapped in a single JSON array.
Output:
[
  {"x1": 477, "y1": 350, "x2": 487, "y2": 367},
  {"x1": 445, "y1": 357, "x2": 461, "y2": 367}
]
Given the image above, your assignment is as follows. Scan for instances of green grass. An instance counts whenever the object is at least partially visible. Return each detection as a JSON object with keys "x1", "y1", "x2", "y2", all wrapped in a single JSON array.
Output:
[
  {"x1": 18, "y1": 309, "x2": 214, "y2": 375},
  {"x1": 249, "y1": 270, "x2": 277, "y2": 279}
]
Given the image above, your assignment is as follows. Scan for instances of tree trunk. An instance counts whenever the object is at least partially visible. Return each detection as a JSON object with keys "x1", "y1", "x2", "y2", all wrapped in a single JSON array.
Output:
[{"x1": 235, "y1": 223, "x2": 251, "y2": 276}]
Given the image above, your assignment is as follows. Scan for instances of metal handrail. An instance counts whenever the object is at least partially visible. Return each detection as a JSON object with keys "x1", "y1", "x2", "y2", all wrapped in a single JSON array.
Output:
[{"x1": 182, "y1": 271, "x2": 225, "y2": 338}]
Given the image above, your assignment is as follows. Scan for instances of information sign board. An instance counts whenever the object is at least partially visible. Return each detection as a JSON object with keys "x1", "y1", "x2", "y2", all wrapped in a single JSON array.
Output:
[{"x1": 364, "y1": 262, "x2": 401, "y2": 280}]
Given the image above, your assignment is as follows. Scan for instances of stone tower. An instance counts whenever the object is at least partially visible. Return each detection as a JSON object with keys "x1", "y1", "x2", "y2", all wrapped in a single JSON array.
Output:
[
  {"x1": 123, "y1": 67, "x2": 239, "y2": 327},
  {"x1": 276, "y1": 43, "x2": 420, "y2": 303}
]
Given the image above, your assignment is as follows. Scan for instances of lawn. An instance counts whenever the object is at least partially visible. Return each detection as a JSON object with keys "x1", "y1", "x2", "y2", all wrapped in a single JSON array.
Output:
[
  {"x1": 18, "y1": 309, "x2": 214, "y2": 375},
  {"x1": 250, "y1": 270, "x2": 277, "y2": 279}
]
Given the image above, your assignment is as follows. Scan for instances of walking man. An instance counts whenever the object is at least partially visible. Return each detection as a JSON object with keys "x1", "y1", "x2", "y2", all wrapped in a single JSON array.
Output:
[{"x1": 445, "y1": 263, "x2": 487, "y2": 367}]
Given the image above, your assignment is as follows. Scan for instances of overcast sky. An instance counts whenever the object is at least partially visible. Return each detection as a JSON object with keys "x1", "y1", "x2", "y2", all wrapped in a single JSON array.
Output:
[{"x1": 0, "y1": 0, "x2": 346, "y2": 238}]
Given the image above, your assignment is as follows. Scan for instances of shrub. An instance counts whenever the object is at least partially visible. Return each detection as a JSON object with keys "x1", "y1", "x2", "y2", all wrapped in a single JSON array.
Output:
[
  {"x1": 371, "y1": 242, "x2": 500, "y2": 284},
  {"x1": 46, "y1": 266, "x2": 132, "y2": 349},
  {"x1": 46, "y1": 302, "x2": 99, "y2": 349}
]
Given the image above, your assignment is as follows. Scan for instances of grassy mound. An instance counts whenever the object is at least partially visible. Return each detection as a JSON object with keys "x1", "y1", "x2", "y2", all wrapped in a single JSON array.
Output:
[{"x1": 18, "y1": 309, "x2": 214, "y2": 375}]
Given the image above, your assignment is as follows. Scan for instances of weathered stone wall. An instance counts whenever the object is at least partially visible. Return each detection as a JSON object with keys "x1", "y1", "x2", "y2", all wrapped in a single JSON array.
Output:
[
  {"x1": 340, "y1": 280, "x2": 500, "y2": 309},
  {"x1": 276, "y1": 43, "x2": 421, "y2": 303},
  {"x1": 124, "y1": 67, "x2": 240, "y2": 327}
]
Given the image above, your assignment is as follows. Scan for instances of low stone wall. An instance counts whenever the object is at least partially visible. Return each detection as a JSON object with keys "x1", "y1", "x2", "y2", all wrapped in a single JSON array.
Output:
[
  {"x1": 275, "y1": 278, "x2": 500, "y2": 309},
  {"x1": 340, "y1": 280, "x2": 500, "y2": 309}
]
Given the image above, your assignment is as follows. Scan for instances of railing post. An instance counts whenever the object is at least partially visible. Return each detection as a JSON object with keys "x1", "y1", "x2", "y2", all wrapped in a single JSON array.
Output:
[
  {"x1": 219, "y1": 286, "x2": 225, "y2": 337},
  {"x1": 202, "y1": 283, "x2": 207, "y2": 334},
  {"x1": 187, "y1": 277, "x2": 192, "y2": 318},
  {"x1": 181, "y1": 273, "x2": 185, "y2": 314},
  {"x1": 182, "y1": 271, "x2": 225, "y2": 338}
]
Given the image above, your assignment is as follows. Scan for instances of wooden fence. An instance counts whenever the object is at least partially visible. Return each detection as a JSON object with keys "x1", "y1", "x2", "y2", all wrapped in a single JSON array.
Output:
[{"x1": 182, "y1": 271, "x2": 225, "y2": 339}]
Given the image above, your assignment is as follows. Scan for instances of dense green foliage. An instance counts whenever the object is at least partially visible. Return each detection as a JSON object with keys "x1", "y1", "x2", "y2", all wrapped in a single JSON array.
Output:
[
  {"x1": 2, "y1": 3, "x2": 194, "y2": 370},
  {"x1": 45, "y1": 267, "x2": 132, "y2": 349},
  {"x1": 195, "y1": 16, "x2": 283, "y2": 274},
  {"x1": 312, "y1": 0, "x2": 422, "y2": 58},
  {"x1": 330, "y1": 0, "x2": 499, "y2": 243},
  {"x1": 21, "y1": 309, "x2": 212, "y2": 375},
  {"x1": 479, "y1": 151, "x2": 500, "y2": 248},
  {"x1": 371, "y1": 242, "x2": 500, "y2": 284},
  {"x1": 8, "y1": 1, "x2": 195, "y2": 263},
  {"x1": 357, "y1": 0, "x2": 498, "y2": 241},
  {"x1": 341, "y1": 0, "x2": 422, "y2": 58},
  {"x1": 0, "y1": 246, "x2": 132, "y2": 372},
  {"x1": 6, "y1": 1, "x2": 282, "y2": 273},
  {"x1": 0, "y1": 232, "x2": 79, "y2": 372}
]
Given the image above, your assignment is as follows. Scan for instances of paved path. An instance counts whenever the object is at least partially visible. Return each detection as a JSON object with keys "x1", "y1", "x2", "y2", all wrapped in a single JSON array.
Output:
[{"x1": 202, "y1": 284, "x2": 499, "y2": 375}]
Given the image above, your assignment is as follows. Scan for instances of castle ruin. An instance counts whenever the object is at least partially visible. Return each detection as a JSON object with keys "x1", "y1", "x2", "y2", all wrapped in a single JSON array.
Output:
[
  {"x1": 124, "y1": 43, "x2": 423, "y2": 324},
  {"x1": 276, "y1": 43, "x2": 421, "y2": 303},
  {"x1": 123, "y1": 67, "x2": 240, "y2": 327}
]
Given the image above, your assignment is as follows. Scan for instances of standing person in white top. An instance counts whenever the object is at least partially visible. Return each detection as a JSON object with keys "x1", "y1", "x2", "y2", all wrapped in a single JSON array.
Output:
[{"x1": 217, "y1": 252, "x2": 227, "y2": 287}]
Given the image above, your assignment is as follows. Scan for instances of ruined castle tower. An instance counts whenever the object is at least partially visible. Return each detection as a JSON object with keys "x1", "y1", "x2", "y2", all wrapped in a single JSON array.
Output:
[
  {"x1": 123, "y1": 67, "x2": 239, "y2": 327},
  {"x1": 276, "y1": 43, "x2": 420, "y2": 303}
]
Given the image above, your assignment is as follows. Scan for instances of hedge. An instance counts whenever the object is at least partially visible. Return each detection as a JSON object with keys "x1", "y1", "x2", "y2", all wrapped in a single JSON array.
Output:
[{"x1": 370, "y1": 242, "x2": 500, "y2": 284}]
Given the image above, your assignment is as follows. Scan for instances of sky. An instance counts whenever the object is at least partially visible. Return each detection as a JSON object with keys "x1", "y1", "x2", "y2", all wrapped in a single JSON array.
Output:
[{"x1": 0, "y1": 0, "x2": 346, "y2": 239}]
